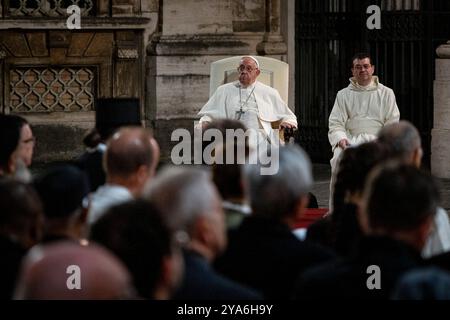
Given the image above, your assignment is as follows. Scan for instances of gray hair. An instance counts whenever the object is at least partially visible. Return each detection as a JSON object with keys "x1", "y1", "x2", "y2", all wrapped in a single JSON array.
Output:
[
  {"x1": 142, "y1": 166, "x2": 220, "y2": 235},
  {"x1": 244, "y1": 145, "x2": 313, "y2": 219},
  {"x1": 378, "y1": 120, "x2": 421, "y2": 161}
]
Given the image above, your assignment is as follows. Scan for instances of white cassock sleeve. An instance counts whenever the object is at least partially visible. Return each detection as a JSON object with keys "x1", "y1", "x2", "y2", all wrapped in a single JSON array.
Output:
[
  {"x1": 197, "y1": 86, "x2": 228, "y2": 123},
  {"x1": 383, "y1": 88, "x2": 400, "y2": 125},
  {"x1": 328, "y1": 92, "x2": 349, "y2": 151}
]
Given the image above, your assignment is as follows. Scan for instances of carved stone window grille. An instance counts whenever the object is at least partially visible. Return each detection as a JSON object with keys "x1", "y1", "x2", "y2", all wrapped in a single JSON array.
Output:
[
  {"x1": 7, "y1": 0, "x2": 95, "y2": 17},
  {"x1": 9, "y1": 67, "x2": 95, "y2": 112}
]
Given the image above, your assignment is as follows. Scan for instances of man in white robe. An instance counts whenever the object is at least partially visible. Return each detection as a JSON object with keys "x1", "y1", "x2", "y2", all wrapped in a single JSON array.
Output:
[
  {"x1": 328, "y1": 53, "x2": 400, "y2": 208},
  {"x1": 197, "y1": 56, "x2": 297, "y2": 147}
]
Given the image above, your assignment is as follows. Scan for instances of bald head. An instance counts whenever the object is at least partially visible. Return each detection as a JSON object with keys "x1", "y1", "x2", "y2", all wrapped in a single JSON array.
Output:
[
  {"x1": 378, "y1": 121, "x2": 422, "y2": 167},
  {"x1": 14, "y1": 242, "x2": 134, "y2": 299},
  {"x1": 104, "y1": 127, "x2": 160, "y2": 195}
]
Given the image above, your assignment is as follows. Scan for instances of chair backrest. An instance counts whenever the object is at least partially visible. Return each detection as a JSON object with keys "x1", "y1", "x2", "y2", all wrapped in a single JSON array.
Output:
[{"x1": 209, "y1": 56, "x2": 289, "y2": 104}]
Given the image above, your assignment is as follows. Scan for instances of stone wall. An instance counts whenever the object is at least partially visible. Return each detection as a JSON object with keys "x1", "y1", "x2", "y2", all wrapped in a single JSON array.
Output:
[
  {"x1": 0, "y1": 0, "x2": 158, "y2": 163},
  {"x1": 1, "y1": 0, "x2": 293, "y2": 163}
]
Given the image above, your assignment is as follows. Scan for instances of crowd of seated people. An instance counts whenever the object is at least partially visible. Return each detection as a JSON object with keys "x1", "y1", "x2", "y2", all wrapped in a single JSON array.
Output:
[{"x1": 1, "y1": 113, "x2": 450, "y2": 300}]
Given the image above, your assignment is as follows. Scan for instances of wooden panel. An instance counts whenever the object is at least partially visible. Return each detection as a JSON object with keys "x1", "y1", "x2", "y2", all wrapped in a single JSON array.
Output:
[
  {"x1": 114, "y1": 60, "x2": 139, "y2": 97},
  {"x1": 84, "y1": 33, "x2": 114, "y2": 57},
  {"x1": 1, "y1": 33, "x2": 31, "y2": 57},
  {"x1": 116, "y1": 31, "x2": 137, "y2": 42},
  {"x1": 98, "y1": 0, "x2": 110, "y2": 15},
  {"x1": 67, "y1": 33, "x2": 95, "y2": 57},
  {"x1": 26, "y1": 33, "x2": 48, "y2": 57}
]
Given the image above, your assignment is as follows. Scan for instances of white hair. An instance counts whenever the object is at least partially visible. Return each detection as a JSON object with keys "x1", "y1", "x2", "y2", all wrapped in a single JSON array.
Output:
[
  {"x1": 143, "y1": 166, "x2": 220, "y2": 234},
  {"x1": 244, "y1": 145, "x2": 313, "y2": 219}
]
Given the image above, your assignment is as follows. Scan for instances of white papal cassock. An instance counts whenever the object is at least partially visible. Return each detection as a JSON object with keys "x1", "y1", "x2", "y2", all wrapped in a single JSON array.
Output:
[{"x1": 198, "y1": 81, "x2": 297, "y2": 147}]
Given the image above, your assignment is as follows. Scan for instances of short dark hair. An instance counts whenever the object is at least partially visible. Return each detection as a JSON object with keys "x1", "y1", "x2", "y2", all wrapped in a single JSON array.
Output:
[
  {"x1": 365, "y1": 164, "x2": 439, "y2": 231},
  {"x1": 0, "y1": 178, "x2": 43, "y2": 245},
  {"x1": 0, "y1": 115, "x2": 28, "y2": 171},
  {"x1": 351, "y1": 52, "x2": 372, "y2": 66},
  {"x1": 212, "y1": 141, "x2": 250, "y2": 200},
  {"x1": 90, "y1": 199, "x2": 173, "y2": 299},
  {"x1": 33, "y1": 165, "x2": 89, "y2": 220},
  {"x1": 208, "y1": 119, "x2": 250, "y2": 200}
]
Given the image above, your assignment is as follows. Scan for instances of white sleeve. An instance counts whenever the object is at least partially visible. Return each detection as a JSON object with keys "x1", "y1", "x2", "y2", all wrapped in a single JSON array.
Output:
[{"x1": 328, "y1": 91, "x2": 349, "y2": 150}]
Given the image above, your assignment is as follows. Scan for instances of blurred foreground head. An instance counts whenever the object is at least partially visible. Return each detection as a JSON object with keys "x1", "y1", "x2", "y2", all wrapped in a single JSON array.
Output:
[
  {"x1": 361, "y1": 164, "x2": 439, "y2": 251},
  {"x1": 14, "y1": 241, "x2": 135, "y2": 299}
]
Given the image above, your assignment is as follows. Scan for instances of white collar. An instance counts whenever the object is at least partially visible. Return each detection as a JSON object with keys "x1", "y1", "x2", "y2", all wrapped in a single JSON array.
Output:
[{"x1": 236, "y1": 81, "x2": 257, "y2": 91}]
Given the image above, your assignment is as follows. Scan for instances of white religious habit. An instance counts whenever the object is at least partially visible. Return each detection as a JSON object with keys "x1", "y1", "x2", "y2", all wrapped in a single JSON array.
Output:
[
  {"x1": 198, "y1": 80, "x2": 297, "y2": 146},
  {"x1": 328, "y1": 76, "x2": 400, "y2": 172}
]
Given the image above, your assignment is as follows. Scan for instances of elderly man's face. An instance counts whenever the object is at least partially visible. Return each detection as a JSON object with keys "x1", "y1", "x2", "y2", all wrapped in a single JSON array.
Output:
[
  {"x1": 351, "y1": 57, "x2": 374, "y2": 86},
  {"x1": 238, "y1": 57, "x2": 260, "y2": 87}
]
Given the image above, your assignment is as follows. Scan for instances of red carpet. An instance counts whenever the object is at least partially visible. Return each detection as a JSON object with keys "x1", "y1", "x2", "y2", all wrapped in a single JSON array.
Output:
[{"x1": 294, "y1": 208, "x2": 329, "y2": 229}]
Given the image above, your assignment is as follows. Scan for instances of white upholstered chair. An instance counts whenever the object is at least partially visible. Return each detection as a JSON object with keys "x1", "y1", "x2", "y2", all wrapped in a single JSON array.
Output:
[{"x1": 209, "y1": 56, "x2": 293, "y2": 141}]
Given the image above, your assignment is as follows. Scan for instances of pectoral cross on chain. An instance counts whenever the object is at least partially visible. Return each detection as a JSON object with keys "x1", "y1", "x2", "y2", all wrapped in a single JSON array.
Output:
[
  {"x1": 236, "y1": 85, "x2": 255, "y2": 120},
  {"x1": 235, "y1": 108, "x2": 245, "y2": 120}
]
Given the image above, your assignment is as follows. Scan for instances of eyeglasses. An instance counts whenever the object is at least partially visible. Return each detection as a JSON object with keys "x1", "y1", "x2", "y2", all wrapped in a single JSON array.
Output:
[
  {"x1": 21, "y1": 137, "x2": 36, "y2": 145},
  {"x1": 237, "y1": 65, "x2": 257, "y2": 73},
  {"x1": 353, "y1": 64, "x2": 372, "y2": 70}
]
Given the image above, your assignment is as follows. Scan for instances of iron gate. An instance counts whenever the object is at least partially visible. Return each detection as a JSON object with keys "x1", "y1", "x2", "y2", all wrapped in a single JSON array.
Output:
[{"x1": 296, "y1": 0, "x2": 450, "y2": 166}]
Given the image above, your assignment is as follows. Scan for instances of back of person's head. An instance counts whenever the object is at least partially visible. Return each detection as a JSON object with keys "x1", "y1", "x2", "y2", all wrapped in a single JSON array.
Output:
[
  {"x1": 361, "y1": 164, "x2": 439, "y2": 248},
  {"x1": 104, "y1": 127, "x2": 159, "y2": 190},
  {"x1": 33, "y1": 165, "x2": 89, "y2": 222},
  {"x1": 0, "y1": 178, "x2": 43, "y2": 248},
  {"x1": 212, "y1": 140, "x2": 250, "y2": 201},
  {"x1": 82, "y1": 128, "x2": 102, "y2": 149},
  {"x1": 332, "y1": 141, "x2": 390, "y2": 212},
  {"x1": 0, "y1": 114, "x2": 29, "y2": 173},
  {"x1": 202, "y1": 119, "x2": 249, "y2": 166},
  {"x1": 14, "y1": 241, "x2": 135, "y2": 299},
  {"x1": 143, "y1": 166, "x2": 226, "y2": 258},
  {"x1": 90, "y1": 199, "x2": 182, "y2": 299},
  {"x1": 244, "y1": 144, "x2": 312, "y2": 220},
  {"x1": 378, "y1": 120, "x2": 422, "y2": 166},
  {"x1": 203, "y1": 119, "x2": 248, "y2": 135}
]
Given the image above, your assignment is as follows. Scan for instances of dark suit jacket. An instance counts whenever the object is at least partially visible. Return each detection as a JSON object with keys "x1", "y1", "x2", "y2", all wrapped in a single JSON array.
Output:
[
  {"x1": 0, "y1": 235, "x2": 27, "y2": 299},
  {"x1": 214, "y1": 216, "x2": 336, "y2": 299},
  {"x1": 295, "y1": 236, "x2": 424, "y2": 300},
  {"x1": 306, "y1": 203, "x2": 363, "y2": 257},
  {"x1": 173, "y1": 250, "x2": 262, "y2": 300},
  {"x1": 74, "y1": 149, "x2": 105, "y2": 192}
]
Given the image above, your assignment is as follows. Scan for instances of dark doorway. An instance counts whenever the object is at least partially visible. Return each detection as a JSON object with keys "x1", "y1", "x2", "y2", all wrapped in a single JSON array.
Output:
[{"x1": 296, "y1": 0, "x2": 450, "y2": 167}]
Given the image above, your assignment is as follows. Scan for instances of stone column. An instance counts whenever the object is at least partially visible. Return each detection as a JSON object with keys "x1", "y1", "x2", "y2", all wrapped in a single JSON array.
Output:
[
  {"x1": 256, "y1": 0, "x2": 287, "y2": 56},
  {"x1": 432, "y1": 41, "x2": 450, "y2": 178}
]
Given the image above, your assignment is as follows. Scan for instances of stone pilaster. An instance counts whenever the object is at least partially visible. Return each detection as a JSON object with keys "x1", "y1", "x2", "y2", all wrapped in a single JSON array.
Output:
[
  {"x1": 432, "y1": 41, "x2": 450, "y2": 178},
  {"x1": 256, "y1": 0, "x2": 287, "y2": 56}
]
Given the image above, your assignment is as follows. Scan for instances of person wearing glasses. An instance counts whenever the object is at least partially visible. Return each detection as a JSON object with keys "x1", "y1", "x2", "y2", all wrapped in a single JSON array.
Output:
[
  {"x1": 328, "y1": 52, "x2": 400, "y2": 209},
  {"x1": 197, "y1": 56, "x2": 297, "y2": 146},
  {"x1": 0, "y1": 114, "x2": 35, "y2": 182}
]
